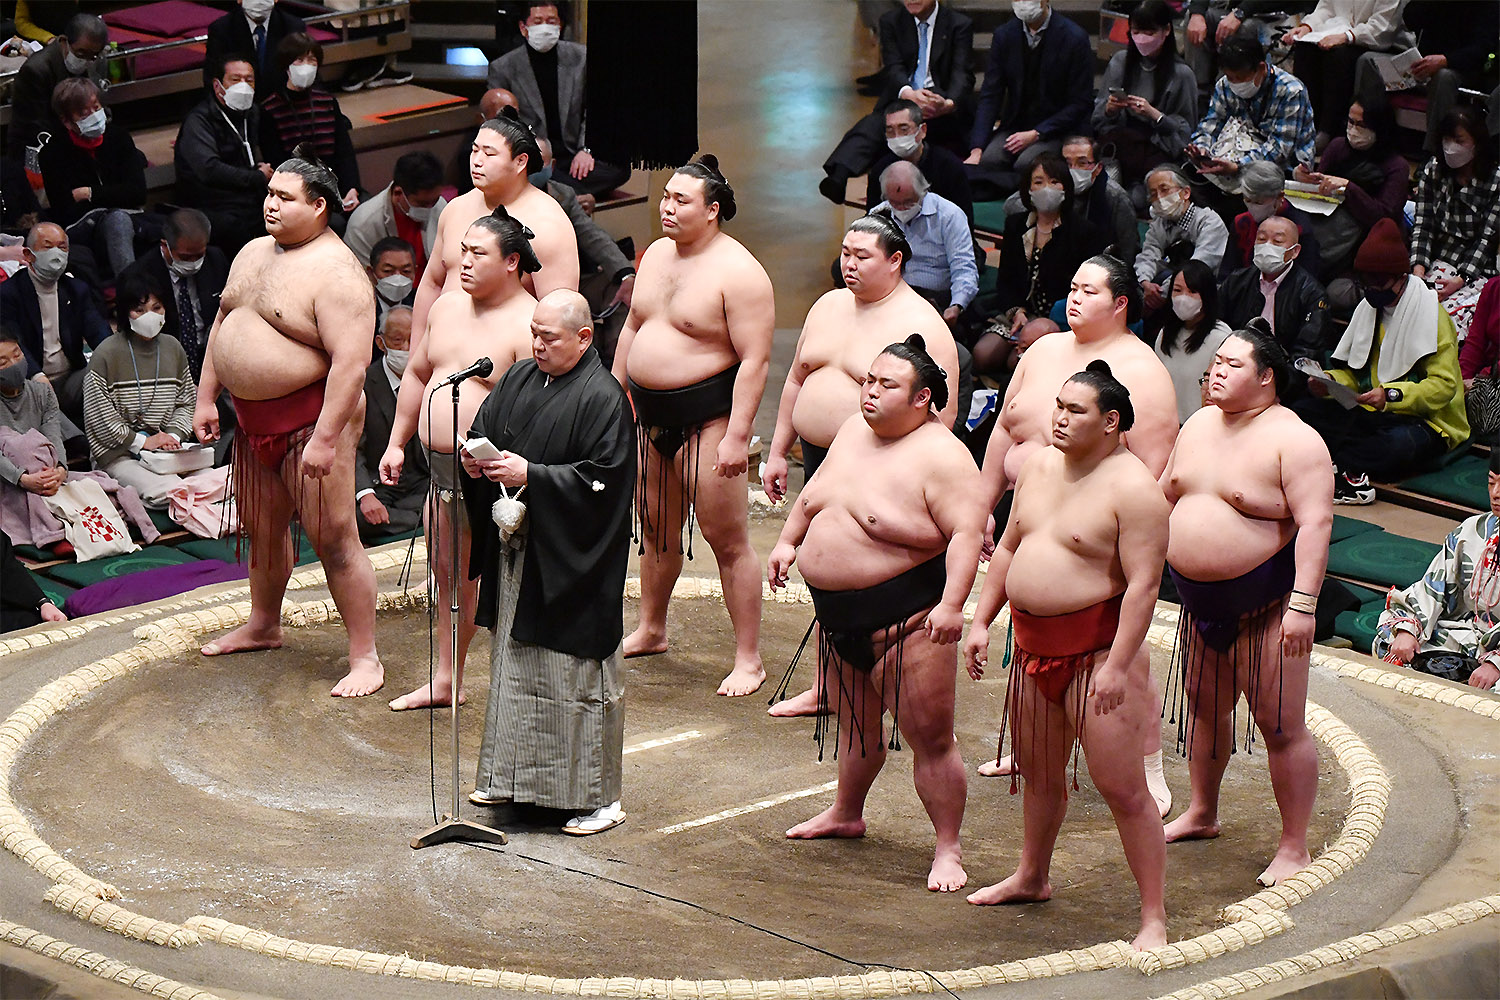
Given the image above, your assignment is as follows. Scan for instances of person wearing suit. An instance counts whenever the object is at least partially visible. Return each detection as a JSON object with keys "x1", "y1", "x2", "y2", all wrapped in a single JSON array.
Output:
[
  {"x1": 821, "y1": 0, "x2": 975, "y2": 202},
  {"x1": 203, "y1": 0, "x2": 307, "y2": 102},
  {"x1": 0, "y1": 222, "x2": 110, "y2": 428},
  {"x1": 356, "y1": 306, "x2": 428, "y2": 542},
  {"x1": 964, "y1": 0, "x2": 1094, "y2": 199},
  {"x1": 485, "y1": 3, "x2": 628, "y2": 197},
  {"x1": 117, "y1": 209, "x2": 228, "y2": 385}
]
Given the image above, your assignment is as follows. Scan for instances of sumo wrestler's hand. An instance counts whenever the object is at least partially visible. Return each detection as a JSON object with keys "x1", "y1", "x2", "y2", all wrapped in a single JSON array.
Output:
[
  {"x1": 301, "y1": 437, "x2": 336, "y2": 479},
  {"x1": 378, "y1": 444, "x2": 405, "y2": 486},
  {"x1": 715, "y1": 432, "x2": 749, "y2": 479},
  {"x1": 963, "y1": 623, "x2": 990, "y2": 680},
  {"x1": 924, "y1": 602, "x2": 965, "y2": 645},
  {"x1": 1089, "y1": 663, "x2": 1127, "y2": 716},
  {"x1": 767, "y1": 542, "x2": 796, "y2": 591},
  {"x1": 1282, "y1": 607, "x2": 1315, "y2": 659},
  {"x1": 194, "y1": 401, "x2": 220, "y2": 443},
  {"x1": 763, "y1": 452, "x2": 790, "y2": 504}
]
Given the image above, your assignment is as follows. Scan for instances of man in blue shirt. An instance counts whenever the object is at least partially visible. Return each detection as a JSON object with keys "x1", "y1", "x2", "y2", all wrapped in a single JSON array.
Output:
[{"x1": 871, "y1": 161, "x2": 977, "y2": 327}]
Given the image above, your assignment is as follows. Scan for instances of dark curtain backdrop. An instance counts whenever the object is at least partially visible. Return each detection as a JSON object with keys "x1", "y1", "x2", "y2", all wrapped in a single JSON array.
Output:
[{"x1": 586, "y1": 1, "x2": 698, "y2": 169}]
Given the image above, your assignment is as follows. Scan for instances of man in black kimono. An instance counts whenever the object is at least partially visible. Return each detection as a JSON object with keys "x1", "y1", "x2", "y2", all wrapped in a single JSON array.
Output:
[{"x1": 461, "y1": 289, "x2": 635, "y2": 834}]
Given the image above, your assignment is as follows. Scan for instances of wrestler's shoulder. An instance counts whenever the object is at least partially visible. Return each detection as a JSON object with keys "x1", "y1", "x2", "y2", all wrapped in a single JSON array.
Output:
[
  {"x1": 914, "y1": 421, "x2": 977, "y2": 467},
  {"x1": 710, "y1": 232, "x2": 771, "y2": 274},
  {"x1": 803, "y1": 287, "x2": 852, "y2": 324}
]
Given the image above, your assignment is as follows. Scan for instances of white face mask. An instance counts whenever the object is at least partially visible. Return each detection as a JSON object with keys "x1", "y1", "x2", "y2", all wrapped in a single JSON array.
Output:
[
  {"x1": 130, "y1": 311, "x2": 165, "y2": 339},
  {"x1": 1346, "y1": 124, "x2": 1375, "y2": 150},
  {"x1": 1150, "y1": 189, "x2": 1185, "y2": 221},
  {"x1": 242, "y1": 0, "x2": 275, "y2": 23},
  {"x1": 892, "y1": 204, "x2": 921, "y2": 224},
  {"x1": 383, "y1": 347, "x2": 410, "y2": 377},
  {"x1": 167, "y1": 250, "x2": 204, "y2": 277},
  {"x1": 1253, "y1": 242, "x2": 1294, "y2": 275},
  {"x1": 29, "y1": 248, "x2": 68, "y2": 283},
  {"x1": 62, "y1": 50, "x2": 94, "y2": 76},
  {"x1": 376, "y1": 274, "x2": 413, "y2": 303},
  {"x1": 886, "y1": 134, "x2": 920, "y2": 159},
  {"x1": 1442, "y1": 140, "x2": 1475, "y2": 169},
  {"x1": 1069, "y1": 166, "x2": 1095, "y2": 193},
  {"x1": 400, "y1": 196, "x2": 432, "y2": 223},
  {"x1": 1227, "y1": 73, "x2": 1262, "y2": 99},
  {"x1": 1244, "y1": 199, "x2": 1276, "y2": 223},
  {"x1": 525, "y1": 23, "x2": 561, "y2": 53},
  {"x1": 1012, "y1": 1, "x2": 1044, "y2": 25},
  {"x1": 287, "y1": 62, "x2": 318, "y2": 90},
  {"x1": 75, "y1": 108, "x2": 107, "y2": 139},
  {"x1": 1171, "y1": 294, "x2": 1202, "y2": 322},
  {"x1": 1030, "y1": 186, "x2": 1065, "y2": 214},
  {"x1": 222, "y1": 81, "x2": 255, "y2": 112}
]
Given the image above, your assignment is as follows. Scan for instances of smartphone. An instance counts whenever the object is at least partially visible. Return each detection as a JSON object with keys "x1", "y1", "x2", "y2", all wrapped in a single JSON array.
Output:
[
  {"x1": 1109, "y1": 86, "x2": 1125, "y2": 98},
  {"x1": 462, "y1": 436, "x2": 502, "y2": 461}
]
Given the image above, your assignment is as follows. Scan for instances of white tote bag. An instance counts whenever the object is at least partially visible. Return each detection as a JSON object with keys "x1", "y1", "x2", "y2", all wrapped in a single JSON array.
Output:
[{"x1": 42, "y1": 479, "x2": 139, "y2": 561}]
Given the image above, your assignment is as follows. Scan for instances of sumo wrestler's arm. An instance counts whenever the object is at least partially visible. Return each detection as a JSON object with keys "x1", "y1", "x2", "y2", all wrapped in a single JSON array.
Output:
[
  {"x1": 1280, "y1": 423, "x2": 1334, "y2": 659},
  {"x1": 924, "y1": 444, "x2": 986, "y2": 644},
  {"x1": 1090, "y1": 473, "x2": 1169, "y2": 715},
  {"x1": 303, "y1": 270, "x2": 376, "y2": 478},
  {"x1": 718, "y1": 255, "x2": 776, "y2": 478}
]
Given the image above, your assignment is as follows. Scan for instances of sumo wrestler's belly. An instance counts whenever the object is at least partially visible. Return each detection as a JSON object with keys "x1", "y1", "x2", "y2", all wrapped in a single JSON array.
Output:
[
  {"x1": 1005, "y1": 536, "x2": 1122, "y2": 617},
  {"x1": 791, "y1": 368, "x2": 862, "y2": 449},
  {"x1": 1167, "y1": 493, "x2": 1294, "y2": 582},
  {"x1": 212, "y1": 307, "x2": 331, "y2": 401}
]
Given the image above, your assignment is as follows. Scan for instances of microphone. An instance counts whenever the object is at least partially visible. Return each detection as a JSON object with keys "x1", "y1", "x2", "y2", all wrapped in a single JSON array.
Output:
[{"x1": 435, "y1": 357, "x2": 494, "y2": 388}]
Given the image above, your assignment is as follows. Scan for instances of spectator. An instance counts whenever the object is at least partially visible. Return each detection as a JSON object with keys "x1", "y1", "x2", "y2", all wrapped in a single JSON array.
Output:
[
  {"x1": 994, "y1": 154, "x2": 1106, "y2": 329},
  {"x1": 1091, "y1": 0, "x2": 1198, "y2": 200},
  {"x1": 1229, "y1": 160, "x2": 1323, "y2": 277},
  {"x1": 365, "y1": 236, "x2": 416, "y2": 333},
  {"x1": 1, "y1": 528, "x2": 67, "y2": 632},
  {"x1": 0, "y1": 221, "x2": 109, "y2": 426},
  {"x1": 344, "y1": 150, "x2": 446, "y2": 277},
  {"x1": 1293, "y1": 95, "x2": 1409, "y2": 278},
  {"x1": 485, "y1": 2, "x2": 629, "y2": 197},
  {"x1": 175, "y1": 54, "x2": 273, "y2": 257},
  {"x1": 1181, "y1": 2, "x2": 1314, "y2": 114},
  {"x1": 81, "y1": 274, "x2": 197, "y2": 509},
  {"x1": 9, "y1": 12, "x2": 107, "y2": 151},
  {"x1": 0, "y1": 327, "x2": 68, "y2": 504},
  {"x1": 1295, "y1": 218, "x2": 1468, "y2": 502},
  {"x1": 1373, "y1": 453, "x2": 1500, "y2": 693},
  {"x1": 204, "y1": 0, "x2": 307, "y2": 102},
  {"x1": 1136, "y1": 166, "x2": 1229, "y2": 312},
  {"x1": 973, "y1": 314, "x2": 1057, "y2": 379},
  {"x1": 12, "y1": 1, "x2": 90, "y2": 44},
  {"x1": 117, "y1": 209, "x2": 228, "y2": 385},
  {"x1": 965, "y1": 0, "x2": 1093, "y2": 199},
  {"x1": 865, "y1": 99, "x2": 973, "y2": 223},
  {"x1": 39, "y1": 77, "x2": 150, "y2": 280},
  {"x1": 356, "y1": 305, "x2": 427, "y2": 543},
  {"x1": 1409, "y1": 106, "x2": 1500, "y2": 341},
  {"x1": 1354, "y1": 1, "x2": 1500, "y2": 156},
  {"x1": 1458, "y1": 277, "x2": 1500, "y2": 439},
  {"x1": 1220, "y1": 215, "x2": 1329, "y2": 365},
  {"x1": 1023, "y1": 135, "x2": 1141, "y2": 267},
  {"x1": 258, "y1": 34, "x2": 361, "y2": 217},
  {"x1": 820, "y1": 0, "x2": 975, "y2": 203},
  {"x1": 869, "y1": 161, "x2": 977, "y2": 325},
  {"x1": 1153, "y1": 259, "x2": 1232, "y2": 423},
  {"x1": 1283, "y1": 1, "x2": 1414, "y2": 138}
]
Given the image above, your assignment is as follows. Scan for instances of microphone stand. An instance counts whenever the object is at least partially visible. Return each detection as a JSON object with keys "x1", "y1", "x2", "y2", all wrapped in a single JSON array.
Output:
[{"x1": 412, "y1": 378, "x2": 507, "y2": 850}]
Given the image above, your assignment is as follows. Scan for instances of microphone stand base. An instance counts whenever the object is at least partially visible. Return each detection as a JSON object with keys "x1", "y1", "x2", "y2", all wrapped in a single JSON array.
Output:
[{"x1": 410, "y1": 814, "x2": 509, "y2": 850}]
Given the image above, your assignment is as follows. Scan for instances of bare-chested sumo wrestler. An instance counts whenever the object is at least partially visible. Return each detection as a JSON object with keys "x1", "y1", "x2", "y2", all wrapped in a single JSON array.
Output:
[
  {"x1": 963, "y1": 362, "x2": 1168, "y2": 949},
  {"x1": 1159, "y1": 323, "x2": 1332, "y2": 887},
  {"x1": 378, "y1": 208, "x2": 539, "y2": 711},
  {"x1": 193, "y1": 148, "x2": 383, "y2": 697},
  {"x1": 763, "y1": 212, "x2": 960, "y2": 717},
  {"x1": 977, "y1": 255, "x2": 1178, "y2": 814},
  {"x1": 768, "y1": 336, "x2": 985, "y2": 892},
  {"x1": 612, "y1": 156, "x2": 775, "y2": 697}
]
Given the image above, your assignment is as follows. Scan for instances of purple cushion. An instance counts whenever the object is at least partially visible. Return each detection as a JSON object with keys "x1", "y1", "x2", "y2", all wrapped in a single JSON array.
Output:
[
  {"x1": 104, "y1": 1, "x2": 221, "y2": 38},
  {"x1": 63, "y1": 559, "x2": 247, "y2": 618},
  {"x1": 108, "y1": 25, "x2": 205, "y2": 77}
]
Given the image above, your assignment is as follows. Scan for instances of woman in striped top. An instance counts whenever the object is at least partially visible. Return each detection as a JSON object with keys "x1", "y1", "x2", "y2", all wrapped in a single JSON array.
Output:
[
  {"x1": 81, "y1": 274, "x2": 197, "y2": 508},
  {"x1": 259, "y1": 33, "x2": 362, "y2": 215}
]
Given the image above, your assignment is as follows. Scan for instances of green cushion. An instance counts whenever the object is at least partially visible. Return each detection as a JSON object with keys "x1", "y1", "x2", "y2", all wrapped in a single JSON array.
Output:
[
  {"x1": 1400, "y1": 453, "x2": 1488, "y2": 510},
  {"x1": 147, "y1": 508, "x2": 179, "y2": 535},
  {"x1": 42, "y1": 546, "x2": 196, "y2": 587},
  {"x1": 176, "y1": 535, "x2": 318, "y2": 566},
  {"x1": 1330, "y1": 514, "x2": 1383, "y2": 543},
  {"x1": 33, "y1": 575, "x2": 75, "y2": 608},
  {"x1": 1325, "y1": 532, "x2": 1440, "y2": 589},
  {"x1": 13, "y1": 543, "x2": 52, "y2": 562},
  {"x1": 973, "y1": 200, "x2": 1008, "y2": 235},
  {"x1": 1333, "y1": 599, "x2": 1386, "y2": 652}
]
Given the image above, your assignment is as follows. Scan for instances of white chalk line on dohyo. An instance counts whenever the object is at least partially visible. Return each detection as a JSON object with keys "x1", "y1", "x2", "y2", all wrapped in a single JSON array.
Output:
[
  {"x1": 0, "y1": 565, "x2": 1415, "y2": 999},
  {"x1": 657, "y1": 781, "x2": 840, "y2": 835}
]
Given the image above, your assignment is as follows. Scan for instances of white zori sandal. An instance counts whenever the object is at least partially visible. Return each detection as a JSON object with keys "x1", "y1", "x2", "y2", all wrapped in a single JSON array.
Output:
[{"x1": 562, "y1": 801, "x2": 626, "y2": 836}]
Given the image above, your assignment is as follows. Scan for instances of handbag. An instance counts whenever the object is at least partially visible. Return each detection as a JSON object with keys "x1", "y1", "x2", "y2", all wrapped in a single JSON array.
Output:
[
  {"x1": 42, "y1": 478, "x2": 137, "y2": 561},
  {"x1": 491, "y1": 484, "x2": 527, "y2": 542}
]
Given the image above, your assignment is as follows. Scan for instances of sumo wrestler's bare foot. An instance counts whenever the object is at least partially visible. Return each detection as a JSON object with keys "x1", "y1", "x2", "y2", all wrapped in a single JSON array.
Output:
[
  {"x1": 966, "y1": 871, "x2": 1051, "y2": 905},
  {"x1": 200, "y1": 622, "x2": 283, "y2": 657},
  {"x1": 929, "y1": 846, "x2": 968, "y2": 892},
  {"x1": 717, "y1": 658, "x2": 766, "y2": 697},
  {"x1": 389, "y1": 682, "x2": 466, "y2": 711},
  {"x1": 977, "y1": 755, "x2": 1017, "y2": 777},
  {"x1": 1163, "y1": 810, "x2": 1220, "y2": 843},
  {"x1": 786, "y1": 806, "x2": 866, "y2": 840},
  {"x1": 1132, "y1": 915, "x2": 1168, "y2": 951},
  {"x1": 331, "y1": 655, "x2": 384, "y2": 698},
  {"x1": 768, "y1": 686, "x2": 826, "y2": 717},
  {"x1": 623, "y1": 626, "x2": 669, "y2": 658},
  {"x1": 1256, "y1": 846, "x2": 1312, "y2": 887}
]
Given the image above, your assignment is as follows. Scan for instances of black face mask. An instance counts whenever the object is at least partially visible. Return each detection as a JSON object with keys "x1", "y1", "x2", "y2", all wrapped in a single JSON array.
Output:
[{"x1": 1363, "y1": 286, "x2": 1399, "y2": 309}]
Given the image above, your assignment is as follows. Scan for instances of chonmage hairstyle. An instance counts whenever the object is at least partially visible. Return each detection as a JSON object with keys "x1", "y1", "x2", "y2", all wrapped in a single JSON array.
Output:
[
  {"x1": 468, "y1": 204, "x2": 542, "y2": 273},
  {"x1": 879, "y1": 333, "x2": 950, "y2": 413},
  {"x1": 277, "y1": 143, "x2": 341, "y2": 209},
  {"x1": 849, "y1": 211, "x2": 912, "y2": 270},
  {"x1": 1228, "y1": 318, "x2": 1291, "y2": 398},
  {"x1": 674, "y1": 154, "x2": 737, "y2": 222},
  {"x1": 1066, "y1": 360, "x2": 1135, "y2": 432},
  {"x1": 478, "y1": 106, "x2": 543, "y2": 174}
]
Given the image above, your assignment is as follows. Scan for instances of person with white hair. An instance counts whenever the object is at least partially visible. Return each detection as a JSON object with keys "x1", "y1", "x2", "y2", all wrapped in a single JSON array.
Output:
[
  {"x1": 1135, "y1": 166, "x2": 1228, "y2": 313},
  {"x1": 1229, "y1": 159, "x2": 1322, "y2": 276},
  {"x1": 870, "y1": 160, "x2": 977, "y2": 326}
]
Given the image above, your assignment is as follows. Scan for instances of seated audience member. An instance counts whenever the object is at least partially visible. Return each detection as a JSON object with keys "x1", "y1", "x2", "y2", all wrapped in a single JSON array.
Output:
[
  {"x1": 1294, "y1": 219, "x2": 1468, "y2": 503},
  {"x1": 344, "y1": 151, "x2": 446, "y2": 277},
  {"x1": 1002, "y1": 135, "x2": 1139, "y2": 266},
  {"x1": 1154, "y1": 260, "x2": 1233, "y2": 423},
  {"x1": 995, "y1": 154, "x2": 1105, "y2": 329},
  {"x1": 820, "y1": 0, "x2": 975, "y2": 203},
  {"x1": 965, "y1": 0, "x2": 1092, "y2": 199},
  {"x1": 1293, "y1": 96, "x2": 1409, "y2": 278},
  {"x1": 1409, "y1": 106, "x2": 1500, "y2": 342},
  {"x1": 1186, "y1": 32, "x2": 1316, "y2": 206},
  {"x1": 1, "y1": 528, "x2": 67, "y2": 632},
  {"x1": 1091, "y1": 1, "x2": 1198, "y2": 200},
  {"x1": 0, "y1": 222, "x2": 109, "y2": 426},
  {"x1": 39, "y1": 77, "x2": 150, "y2": 280},
  {"x1": 1181, "y1": 2, "x2": 1313, "y2": 113},
  {"x1": 0, "y1": 328, "x2": 68, "y2": 504},
  {"x1": 1283, "y1": 0, "x2": 1414, "y2": 139},
  {"x1": 259, "y1": 34, "x2": 361, "y2": 216},
  {"x1": 82, "y1": 275, "x2": 197, "y2": 509},
  {"x1": 356, "y1": 305, "x2": 427, "y2": 543},
  {"x1": 1219, "y1": 216, "x2": 1329, "y2": 365},
  {"x1": 972, "y1": 313, "x2": 1057, "y2": 379},
  {"x1": 1458, "y1": 277, "x2": 1500, "y2": 439},
  {"x1": 870, "y1": 161, "x2": 977, "y2": 325},
  {"x1": 366, "y1": 236, "x2": 417, "y2": 332},
  {"x1": 1230, "y1": 160, "x2": 1323, "y2": 277},
  {"x1": 1136, "y1": 166, "x2": 1229, "y2": 312},
  {"x1": 485, "y1": 2, "x2": 629, "y2": 197},
  {"x1": 118, "y1": 210, "x2": 228, "y2": 385},
  {"x1": 204, "y1": 0, "x2": 306, "y2": 102},
  {"x1": 1373, "y1": 453, "x2": 1500, "y2": 693},
  {"x1": 9, "y1": 12, "x2": 107, "y2": 151},
  {"x1": 1354, "y1": 1, "x2": 1500, "y2": 156},
  {"x1": 175, "y1": 54, "x2": 272, "y2": 257},
  {"x1": 866, "y1": 99, "x2": 973, "y2": 223}
]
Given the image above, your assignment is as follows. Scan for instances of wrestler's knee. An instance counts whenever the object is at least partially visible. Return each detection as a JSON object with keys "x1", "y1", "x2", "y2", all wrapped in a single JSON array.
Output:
[{"x1": 697, "y1": 512, "x2": 752, "y2": 554}]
